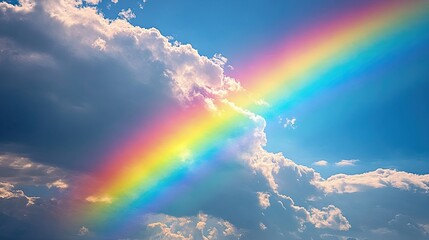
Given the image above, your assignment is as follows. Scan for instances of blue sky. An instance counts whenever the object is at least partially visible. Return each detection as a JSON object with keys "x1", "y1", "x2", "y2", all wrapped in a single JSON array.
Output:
[{"x1": 1, "y1": 0, "x2": 429, "y2": 239}]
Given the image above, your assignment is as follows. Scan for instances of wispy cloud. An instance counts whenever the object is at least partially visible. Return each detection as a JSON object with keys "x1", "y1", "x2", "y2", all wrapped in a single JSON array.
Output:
[
  {"x1": 314, "y1": 160, "x2": 328, "y2": 166},
  {"x1": 335, "y1": 159, "x2": 359, "y2": 167},
  {"x1": 118, "y1": 8, "x2": 136, "y2": 20},
  {"x1": 278, "y1": 117, "x2": 297, "y2": 129}
]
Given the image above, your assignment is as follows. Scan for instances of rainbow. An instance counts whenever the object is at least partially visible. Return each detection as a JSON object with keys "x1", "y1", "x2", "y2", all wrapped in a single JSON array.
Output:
[
  {"x1": 231, "y1": 0, "x2": 429, "y2": 116},
  {"x1": 71, "y1": 0, "x2": 429, "y2": 234}
]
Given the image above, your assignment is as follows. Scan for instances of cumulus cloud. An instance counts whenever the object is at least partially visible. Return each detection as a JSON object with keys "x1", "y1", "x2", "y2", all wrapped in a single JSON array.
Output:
[
  {"x1": 245, "y1": 145, "x2": 429, "y2": 234},
  {"x1": 316, "y1": 168, "x2": 429, "y2": 194},
  {"x1": 246, "y1": 147, "x2": 352, "y2": 232},
  {"x1": 247, "y1": 148, "x2": 429, "y2": 195},
  {"x1": 0, "y1": 0, "x2": 239, "y2": 172},
  {"x1": 335, "y1": 159, "x2": 358, "y2": 167},
  {"x1": 308, "y1": 205, "x2": 351, "y2": 231},
  {"x1": 247, "y1": 146, "x2": 317, "y2": 196},
  {"x1": 314, "y1": 160, "x2": 328, "y2": 166}
]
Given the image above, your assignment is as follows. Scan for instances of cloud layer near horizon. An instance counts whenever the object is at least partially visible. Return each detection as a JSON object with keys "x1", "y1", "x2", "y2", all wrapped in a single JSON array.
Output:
[{"x1": 0, "y1": 1, "x2": 429, "y2": 239}]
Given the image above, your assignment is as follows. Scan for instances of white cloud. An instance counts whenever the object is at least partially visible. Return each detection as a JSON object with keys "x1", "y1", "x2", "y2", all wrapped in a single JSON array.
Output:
[
  {"x1": 247, "y1": 146, "x2": 315, "y2": 195},
  {"x1": 111, "y1": 0, "x2": 118, "y2": 3},
  {"x1": 145, "y1": 212, "x2": 242, "y2": 240},
  {"x1": 16, "y1": 0, "x2": 236, "y2": 108},
  {"x1": 259, "y1": 222, "x2": 267, "y2": 230},
  {"x1": 335, "y1": 159, "x2": 358, "y2": 167},
  {"x1": 246, "y1": 147, "x2": 352, "y2": 231},
  {"x1": 314, "y1": 160, "x2": 328, "y2": 166},
  {"x1": 245, "y1": 146, "x2": 429, "y2": 233},
  {"x1": 118, "y1": 8, "x2": 136, "y2": 20},
  {"x1": 283, "y1": 117, "x2": 297, "y2": 129},
  {"x1": 316, "y1": 168, "x2": 429, "y2": 194},
  {"x1": 0, "y1": 0, "x2": 35, "y2": 12},
  {"x1": 211, "y1": 53, "x2": 228, "y2": 68},
  {"x1": 46, "y1": 179, "x2": 69, "y2": 189},
  {"x1": 85, "y1": 0, "x2": 101, "y2": 5},
  {"x1": 257, "y1": 192, "x2": 270, "y2": 209},
  {"x1": 0, "y1": 182, "x2": 38, "y2": 206},
  {"x1": 249, "y1": 148, "x2": 429, "y2": 195},
  {"x1": 308, "y1": 205, "x2": 351, "y2": 231}
]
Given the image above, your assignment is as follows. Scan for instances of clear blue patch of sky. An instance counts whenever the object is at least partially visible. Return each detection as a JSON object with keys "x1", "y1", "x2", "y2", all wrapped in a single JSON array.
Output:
[{"x1": 98, "y1": 0, "x2": 374, "y2": 67}]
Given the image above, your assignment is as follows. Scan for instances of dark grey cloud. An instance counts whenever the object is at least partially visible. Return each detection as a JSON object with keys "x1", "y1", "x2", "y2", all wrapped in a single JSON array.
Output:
[{"x1": 0, "y1": 0, "x2": 185, "y2": 171}]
